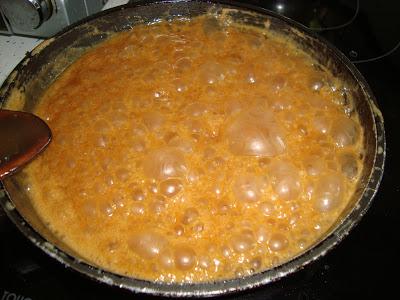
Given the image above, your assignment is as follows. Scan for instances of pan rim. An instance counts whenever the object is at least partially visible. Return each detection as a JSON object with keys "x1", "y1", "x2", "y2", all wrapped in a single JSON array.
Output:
[{"x1": 0, "y1": 0, "x2": 386, "y2": 297}]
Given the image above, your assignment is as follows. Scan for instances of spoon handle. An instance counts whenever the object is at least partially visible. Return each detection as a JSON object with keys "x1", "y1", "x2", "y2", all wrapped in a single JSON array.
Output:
[{"x1": 0, "y1": 109, "x2": 52, "y2": 180}]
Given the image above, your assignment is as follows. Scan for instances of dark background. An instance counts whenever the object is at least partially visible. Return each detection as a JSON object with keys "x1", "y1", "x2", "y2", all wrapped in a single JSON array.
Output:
[{"x1": 1, "y1": 1, "x2": 399, "y2": 299}]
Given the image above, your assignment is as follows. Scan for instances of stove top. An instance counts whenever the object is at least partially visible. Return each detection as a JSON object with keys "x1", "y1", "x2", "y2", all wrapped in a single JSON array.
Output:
[{"x1": 1, "y1": 1, "x2": 399, "y2": 299}]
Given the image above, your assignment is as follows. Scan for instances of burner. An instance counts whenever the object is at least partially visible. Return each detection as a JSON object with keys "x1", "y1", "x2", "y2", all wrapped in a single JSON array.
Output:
[
  {"x1": 249, "y1": 0, "x2": 359, "y2": 30},
  {"x1": 314, "y1": 0, "x2": 400, "y2": 64},
  {"x1": 251, "y1": 0, "x2": 400, "y2": 63}
]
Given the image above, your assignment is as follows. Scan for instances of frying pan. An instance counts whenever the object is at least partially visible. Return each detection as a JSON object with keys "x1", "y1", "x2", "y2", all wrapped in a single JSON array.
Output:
[{"x1": 0, "y1": 0, "x2": 385, "y2": 297}]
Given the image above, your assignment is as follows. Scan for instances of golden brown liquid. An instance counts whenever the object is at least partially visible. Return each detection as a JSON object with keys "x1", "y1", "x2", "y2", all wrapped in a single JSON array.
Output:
[{"x1": 25, "y1": 16, "x2": 363, "y2": 283}]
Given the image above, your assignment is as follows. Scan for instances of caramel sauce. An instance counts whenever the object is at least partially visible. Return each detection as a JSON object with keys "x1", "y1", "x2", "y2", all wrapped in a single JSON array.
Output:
[{"x1": 24, "y1": 16, "x2": 363, "y2": 283}]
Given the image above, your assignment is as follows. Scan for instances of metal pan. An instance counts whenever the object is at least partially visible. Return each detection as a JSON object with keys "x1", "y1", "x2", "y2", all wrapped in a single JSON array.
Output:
[{"x1": 0, "y1": 0, "x2": 385, "y2": 297}]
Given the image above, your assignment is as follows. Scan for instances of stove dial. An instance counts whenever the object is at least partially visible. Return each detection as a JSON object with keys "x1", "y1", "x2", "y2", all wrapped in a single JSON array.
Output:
[{"x1": 0, "y1": 0, "x2": 52, "y2": 31}]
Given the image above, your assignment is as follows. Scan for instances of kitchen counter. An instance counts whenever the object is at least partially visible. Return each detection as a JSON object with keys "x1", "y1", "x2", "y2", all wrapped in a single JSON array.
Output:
[{"x1": 0, "y1": 0, "x2": 128, "y2": 86}]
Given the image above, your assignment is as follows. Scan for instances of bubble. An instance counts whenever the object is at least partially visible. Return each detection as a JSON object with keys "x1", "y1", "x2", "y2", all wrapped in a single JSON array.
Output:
[
  {"x1": 97, "y1": 135, "x2": 108, "y2": 148},
  {"x1": 174, "y1": 246, "x2": 196, "y2": 270},
  {"x1": 221, "y1": 245, "x2": 232, "y2": 258},
  {"x1": 146, "y1": 181, "x2": 158, "y2": 194},
  {"x1": 225, "y1": 109, "x2": 286, "y2": 157},
  {"x1": 109, "y1": 199, "x2": 121, "y2": 213},
  {"x1": 313, "y1": 172, "x2": 344, "y2": 212},
  {"x1": 297, "y1": 239, "x2": 307, "y2": 250},
  {"x1": 332, "y1": 94, "x2": 347, "y2": 106},
  {"x1": 230, "y1": 231, "x2": 255, "y2": 253},
  {"x1": 159, "y1": 178, "x2": 183, "y2": 198},
  {"x1": 297, "y1": 124, "x2": 308, "y2": 136},
  {"x1": 153, "y1": 89, "x2": 168, "y2": 102},
  {"x1": 67, "y1": 159, "x2": 76, "y2": 169},
  {"x1": 174, "y1": 224, "x2": 184, "y2": 236},
  {"x1": 269, "y1": 75, "x2": 287, "y2": 92},
  {"x1": 116, "y1": 168, "x2": 130, "y2": 182},
  {"x1": 232, "y1": 174, "x2": 265, "y2": 203},
  {"x1": 132, "y1": 188, "x2": 146, "y2": 202},
  {"x1": 191, "y1": 133, "x2": 201, "y2": 142},
  {"x1": 225, "y1": 99, "x2": 243, "y2": 115},
  {"x1": 130, "y1": 203, "x2": 145, "y2": 215},
  {"x1": 79, "y1": 189, "x2": 88, "y2": 198},
  {"x1": 101, "y1": 203, "x2": 115, "y2": 217},
  {"x1": 185, "y1": 102, "x2": 209, "y2": 117},
  {"x1": 152, "y1": 59, "x2": 172, "y2": 77},
  {"x1": 339, "y1": 153, "x2": 358, "y2": 179},
  {"x1": 107, "y1": 241, "x2": 119, "y2": 253},
  {"x1": 182, "y1": 207, "x2": 199, "y2": 224},
  {"x1": 187, "y1": 169, "x2": 201, "y2": 183},
  {"x1": 199, "y1": 61, "x2": 225, "y2": 85},
  {"x1": 331, "y1": 117, "x2": 359, "y2": 147},
  {"x1": 255, "y1": 226, "x2": 269, "y2": 243},
  {"x1": 211, "y1": 182, "x2": 224, "y2": 198},
  {"x1": 129, "y1": 231, "x2": 167, "y2": 259},
  {"x1": 150, "y1": 195, "x2": 167, "y2": 214},
  {"x1": 250, "y1": 257, "x2": 262, "y2": 270},
  {"x1": 269, "y1": 161, "x2": 301, "y2": 201},
  {"x1": 258, "y1": 157, "x2": 271, "y2": 168},
  {"x1": 82, "y1": 201, "x2": 97, "y2": 217},
  {"x1": 193, "y1": 222, "x2": 204, "y2": 233},
  {"x1": 216, "y1": 200, "x2": 232, "y2": 215},
  {"x1": 159, "y1": 249, "x2": 175, "y2": 269},
  {"x1": 198, "y1": 256, "x2": 211, "y2": 269},
  {"x1": 246, "y1": 70, "x2": 257, "y2": 84},
  {"x1": 259, "y1": 201, "x2": 275, "y2": 216},
  {"x1": 131, "y1": 137, "x2": 146, "y2": 152},
  {"x1": 143, "y1": 147, "x2": 187, "y2": 180},
  {"x1": 203, "y1": 147, "x2": 216, "y2": 160},
  {"x1": 303, "y1": 155, "x2": 326, "y2": 176},
  {"x1": 289, "y1": 213, "x2": 300, "y2": 227},
  {"x1": 94, "y1": 119, "x2": 110, "y2": 133},
  {"x1": 207, "y1": 157, "x2": 224, "y2": 171},
  {"x1": 174, "y1": 57, "x2": 192, "y2": 73},
  {"x1": 105, "y1": 176, "x2": 114, "y2": 186},
  {"x1": 142, "y1": 111, "x2": 165, "y2": 131},
  {"x1": 168, "y1": 137, "x2": 193, "y2": 153},
  {"x1": 270, "y1": 95, "x2": 293, "y2": 111},
  {"x1": 24, "y1": 183, "x2": 32, "y2": 193},
  {"x1": 309, "y1": 95, "x2": 331, "y2": 109},
  {"x1": 111, "y1": 112, "x2": 128, "y2": 127},
  {"x1": 185, "y1": 119, "x2": 204, "y2": 134},
  {"x1": 309, "y1": 76, "x2": 324, "y2": 91},
  {"x1": 303, "y1": 182, "x2": 314, "y2": 201},
  {"x1": 268, "y1": 233, "x2": 288, "y2": 252},
  {"x1": 95, "y1": 183, "x2": 110, "y2": 199},
  {"x1": 132, "y1": 123, "x2": 146, "y2": 136},
  {"x1": 312, "y1": 116, "x2": 331, "y2": 134},
  {"x1": 173, "y1": 78, "x2": 188, "y2": 92}
]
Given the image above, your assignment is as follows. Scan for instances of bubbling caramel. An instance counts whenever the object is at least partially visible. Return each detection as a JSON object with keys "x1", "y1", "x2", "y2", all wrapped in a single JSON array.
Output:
[{"x1": 24, "y1": 15, "x2": 363, "y2": 283}]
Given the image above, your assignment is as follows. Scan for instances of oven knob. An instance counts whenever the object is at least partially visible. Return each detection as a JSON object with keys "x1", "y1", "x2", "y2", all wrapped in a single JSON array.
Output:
[{"x1": 0, "y1": 0, "x2": 52, "y2": 31}]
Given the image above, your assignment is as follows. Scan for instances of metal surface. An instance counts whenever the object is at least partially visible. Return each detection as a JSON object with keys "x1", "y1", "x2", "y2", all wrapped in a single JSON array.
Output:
[
  {"x1": 0, "y1": 0, "x2": 52, "y2": 31},
  {"x1": 0, "y1": 8, "x2": 12, "y2": 34},
  {"x1": 0, "y1": 0, "x2": 385, "y2": 297},
  {"x1": 0, "y1": 0, "x2": 106, "y2": 37}
]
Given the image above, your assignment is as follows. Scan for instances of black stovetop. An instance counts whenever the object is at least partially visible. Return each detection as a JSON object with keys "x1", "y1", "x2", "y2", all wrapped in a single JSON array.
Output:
[{"x1": 1, "y1": 1, "x2": 399, "y2": 299}]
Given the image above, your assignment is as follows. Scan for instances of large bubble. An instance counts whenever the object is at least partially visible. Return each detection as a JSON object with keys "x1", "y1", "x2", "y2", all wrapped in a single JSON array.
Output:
[
  {"x1": 142, "y1": 147, "x2": 187, "y2": 180},
  {"x1": 225, "y1": 108, "x2": 286, "y2": 157},
  {"x1": 269, "y1": 160, "x2": 301, "y2": 201}
]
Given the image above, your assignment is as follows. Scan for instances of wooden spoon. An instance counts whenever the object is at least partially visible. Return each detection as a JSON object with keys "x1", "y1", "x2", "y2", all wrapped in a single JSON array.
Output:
[{"x1": 0, "y1": 109, "x2": 52, "y2": 180}]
